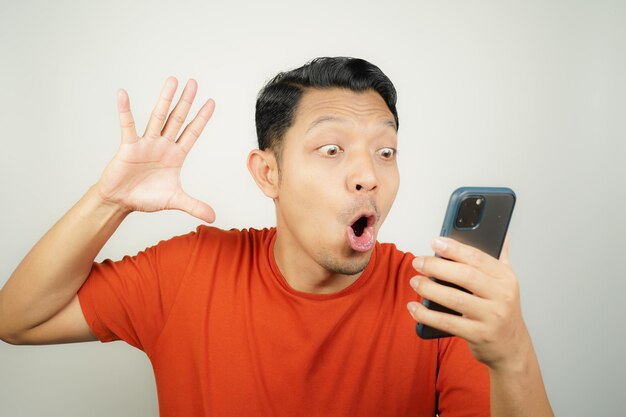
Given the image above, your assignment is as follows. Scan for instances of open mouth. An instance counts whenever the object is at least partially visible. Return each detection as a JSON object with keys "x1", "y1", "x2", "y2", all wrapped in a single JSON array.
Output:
[
  {"x1": 351, "y1": 216, "x2": 369, "y2": 237},
  {"x1": 347, "y1": 213, "x2": 376, "y2": 252}
]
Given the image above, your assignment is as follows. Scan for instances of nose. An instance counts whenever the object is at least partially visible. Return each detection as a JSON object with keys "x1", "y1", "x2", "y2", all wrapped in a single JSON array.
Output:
[{"x1": 346, "y1": 151, "x2": 378, "y2": 193}]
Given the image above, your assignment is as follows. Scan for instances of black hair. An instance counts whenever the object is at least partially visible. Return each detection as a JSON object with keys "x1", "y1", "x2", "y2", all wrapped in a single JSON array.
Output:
[{"x1": 255, "y1": 57, "x2": 399, "y2": 161}]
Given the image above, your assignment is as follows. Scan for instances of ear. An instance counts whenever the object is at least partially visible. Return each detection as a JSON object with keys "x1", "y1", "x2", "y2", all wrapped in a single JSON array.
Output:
[{"x1": 247, "y1": 149, "x2": 280, "y2": 199}]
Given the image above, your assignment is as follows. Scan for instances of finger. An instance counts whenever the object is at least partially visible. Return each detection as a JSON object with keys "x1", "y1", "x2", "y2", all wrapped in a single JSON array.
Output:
[
  {"x1": 409, "y1": 275, "x2": 490, "y2": 320},
  {"x1": 431, "y1": 237, "x2": 503, "y2": 277},
  {"x1": 177, "y1": 99, "x2": 215, "y2": 154},
  {"x1": 407, "y1": 301, "x2": 481, "y2": 341},
  {"x1": 170, "y1": 191, "x2": 216, "y2": 223},
  {"x1": 412, "y1": 256, "x2": 492, "y2": 298},
  {"x1": 117, "y1": 89, "x2": 138, "y2": 144},
  {"x1": 161, "y1": 79, "x2": 198, "y2": 141},
  {"x1": 500, "y1": 234, "x2": 511, "y2": 266},
  {"x1": 144, "y1": 77, "x2": 178, "y2": 138}
]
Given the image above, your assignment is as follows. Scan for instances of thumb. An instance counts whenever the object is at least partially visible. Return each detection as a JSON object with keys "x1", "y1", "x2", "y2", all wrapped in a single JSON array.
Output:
[
  {"x1": 170, "y1": 191, "x2": 216, "y2": 223},
  {"x1": 499, "y1": 233, "x2": 511, "y2": 266}
]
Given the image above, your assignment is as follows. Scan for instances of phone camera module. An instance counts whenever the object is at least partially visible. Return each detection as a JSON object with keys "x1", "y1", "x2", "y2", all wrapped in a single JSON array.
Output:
[{"x1": 455, "y1": 196, "x2": 485, "y2": 230}]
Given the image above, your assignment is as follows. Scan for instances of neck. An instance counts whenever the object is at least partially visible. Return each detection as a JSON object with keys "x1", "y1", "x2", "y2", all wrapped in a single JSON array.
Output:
[{"x1": 273, "y1": 230, "x2": 364, "y2": 295}]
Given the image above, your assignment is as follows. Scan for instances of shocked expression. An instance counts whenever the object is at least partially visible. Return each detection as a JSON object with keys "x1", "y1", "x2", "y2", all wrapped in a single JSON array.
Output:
[{"x1": 275, "y1": 87, "x2": 400, "y2": 276}]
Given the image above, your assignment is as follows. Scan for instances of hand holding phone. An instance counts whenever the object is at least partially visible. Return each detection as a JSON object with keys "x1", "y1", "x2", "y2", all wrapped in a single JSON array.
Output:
[
  {"x1": 415, "y1": 187, "x2": 516, "y2": 339},
  {"x1": 407, "y1": 188, "x2": 554, "y2": 415}
]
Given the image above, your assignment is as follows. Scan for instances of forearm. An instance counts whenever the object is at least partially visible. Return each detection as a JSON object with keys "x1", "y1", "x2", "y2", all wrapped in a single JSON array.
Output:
[
  {"x1": 490, "y1": 337, "x2": 554, "y2": 417},
  {"x1": 0, "y1": 184, "x2": 129, "y2": 338}
]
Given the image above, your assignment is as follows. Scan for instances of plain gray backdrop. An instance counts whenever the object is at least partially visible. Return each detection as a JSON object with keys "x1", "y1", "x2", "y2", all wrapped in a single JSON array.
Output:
[{"x1": 1, "y1": 0, "x2": 624, "y2": 415}]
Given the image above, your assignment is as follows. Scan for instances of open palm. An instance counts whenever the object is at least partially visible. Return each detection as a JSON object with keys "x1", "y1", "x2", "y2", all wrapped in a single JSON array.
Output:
[{"x1": 97, "y1": 77, "x2": 216, "y2": 223}]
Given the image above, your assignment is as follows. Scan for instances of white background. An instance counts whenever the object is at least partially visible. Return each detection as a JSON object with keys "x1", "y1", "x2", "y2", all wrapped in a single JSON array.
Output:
[{"x1": 1, "y1": 0, "x2": 624, "y2": 415}]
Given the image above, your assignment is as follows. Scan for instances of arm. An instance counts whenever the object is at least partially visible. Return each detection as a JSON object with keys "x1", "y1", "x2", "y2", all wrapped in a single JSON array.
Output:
[
  {"x1": 0, "y1": 77, "x2": 215, "y2": 345},
  {"x1": 406, "y1": 237, "x2": 554, "y2": 417}
]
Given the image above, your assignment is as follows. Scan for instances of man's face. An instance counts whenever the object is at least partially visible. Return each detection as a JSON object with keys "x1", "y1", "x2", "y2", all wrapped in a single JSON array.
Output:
[{"x1": 275, "y1": 88, "x2": 400, "y2": 277}]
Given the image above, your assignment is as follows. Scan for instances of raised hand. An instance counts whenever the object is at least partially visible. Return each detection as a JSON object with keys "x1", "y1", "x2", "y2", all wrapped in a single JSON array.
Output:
[{"x1": 97, "y1": 77, "x2": 216, "y2": 223}]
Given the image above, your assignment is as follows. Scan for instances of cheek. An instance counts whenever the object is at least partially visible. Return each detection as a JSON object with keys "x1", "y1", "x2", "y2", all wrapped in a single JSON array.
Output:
[
  {"x1": 280, "y1": 169, "x2": 330, "y2": 218},
  {"x1": 278, "y1": 167, "x2": 345, "y2": 236},
  {"x1": 379, "y1": 167, "x2": 400, "y2": 210},
  {"x1": 282, "y1": 157, "x2": 341, "y2": 203}
]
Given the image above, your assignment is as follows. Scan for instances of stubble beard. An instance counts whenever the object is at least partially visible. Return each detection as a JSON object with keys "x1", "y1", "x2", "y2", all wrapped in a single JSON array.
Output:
[
  {"x1": 315, "y1": 249, "x2": 373, "y2": 277},
  {"x1": 315, "y1": 200, "x2": 380, "y2": 276}
]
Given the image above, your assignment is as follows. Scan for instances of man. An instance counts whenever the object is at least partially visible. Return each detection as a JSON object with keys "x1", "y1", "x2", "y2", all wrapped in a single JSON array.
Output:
[{"x1": 0, "y1": 57, "x2": 553, "y2": 416}]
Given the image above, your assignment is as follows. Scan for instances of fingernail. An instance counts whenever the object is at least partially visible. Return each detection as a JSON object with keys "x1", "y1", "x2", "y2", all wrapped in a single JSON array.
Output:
[
  {"x1": 432, "y1": 238, "x2": 447, "y2": 252},
  {"x1": 407, "y1": 302, "x2": 418, "y2": 314},
  {"x1": 413, "y1": 257, "x2": 424, "y2": 271},
  {"x1": 410, "y1": 277, "x2": 420, "y2": 290}
]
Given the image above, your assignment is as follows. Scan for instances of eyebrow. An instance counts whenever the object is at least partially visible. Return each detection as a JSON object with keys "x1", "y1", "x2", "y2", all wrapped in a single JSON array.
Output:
[{"x1": 305, "y1": 116, "x2": 397, "y2": 134}]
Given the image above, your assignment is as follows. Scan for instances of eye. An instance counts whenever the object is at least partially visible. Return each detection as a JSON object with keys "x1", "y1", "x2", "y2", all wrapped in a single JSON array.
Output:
[
  {"x1": 317, "y1": 144, "x2": 343, "y2": 157},
  {"x1": 377, "y1": 147, "x2": 396, "y2": 160}
]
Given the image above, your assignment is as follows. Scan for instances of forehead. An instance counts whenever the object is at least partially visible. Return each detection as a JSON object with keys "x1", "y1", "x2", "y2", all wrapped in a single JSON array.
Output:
[{"x1": 293, "y1": 88, "x2": 396, "y2": 132}]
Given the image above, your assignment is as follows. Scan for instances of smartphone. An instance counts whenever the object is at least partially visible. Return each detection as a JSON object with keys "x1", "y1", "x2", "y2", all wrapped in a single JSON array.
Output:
[{"x1": 416, "y1": 186, "x2": 516, "y2": 339}]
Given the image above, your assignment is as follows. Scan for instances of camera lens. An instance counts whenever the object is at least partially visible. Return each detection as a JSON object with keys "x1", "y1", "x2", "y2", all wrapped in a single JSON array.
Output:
[{"x1": 455, "y1": 196, "x2": 485, "y2": 230}]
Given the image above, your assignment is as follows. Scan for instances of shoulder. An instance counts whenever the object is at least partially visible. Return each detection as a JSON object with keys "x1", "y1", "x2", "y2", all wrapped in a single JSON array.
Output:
[
  {"x1": 374, "y1": 241, "x2": 416, "y2": 277},
  {"x1": 143, "y1": 225, "x2": 275, "y2": 253},
  {"x1": 138, "y1": 226, "x2": 275, "y2": 263},
  {"x1": 195, "y1": 225, "x2": 275, "y2": 239},
  {"x1": 190, "y1": 225, "x2": 276, "y2": 254},
  {"x1": 194, "y1": 225, "x2": 275, "y2": 244}
]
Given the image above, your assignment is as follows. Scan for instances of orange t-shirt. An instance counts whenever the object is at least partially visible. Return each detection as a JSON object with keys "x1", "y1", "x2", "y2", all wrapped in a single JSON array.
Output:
[{"x1": 78, "y1": 226, "x2": 489, "y2": 416}]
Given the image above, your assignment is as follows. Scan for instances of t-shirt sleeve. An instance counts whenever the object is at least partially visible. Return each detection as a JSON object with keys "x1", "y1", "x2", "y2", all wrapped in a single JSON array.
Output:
[
  {"x1": 77, "y1": 228, "x2": 199, "y2": 354},
  {"x1": 436, "y1": 336, "x2": 491, "y2": 416}
]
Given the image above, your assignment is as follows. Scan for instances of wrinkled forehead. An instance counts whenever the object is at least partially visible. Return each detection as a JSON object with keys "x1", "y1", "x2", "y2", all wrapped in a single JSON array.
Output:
[{"x1": 293, "y1": 88, "x2": 397, "y2": 134}]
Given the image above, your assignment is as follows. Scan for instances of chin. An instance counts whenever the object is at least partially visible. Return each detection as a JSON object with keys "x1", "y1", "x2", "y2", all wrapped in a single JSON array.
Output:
[{"x1": 316, "y1": 249, "x2": 373, "y2": 276}]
